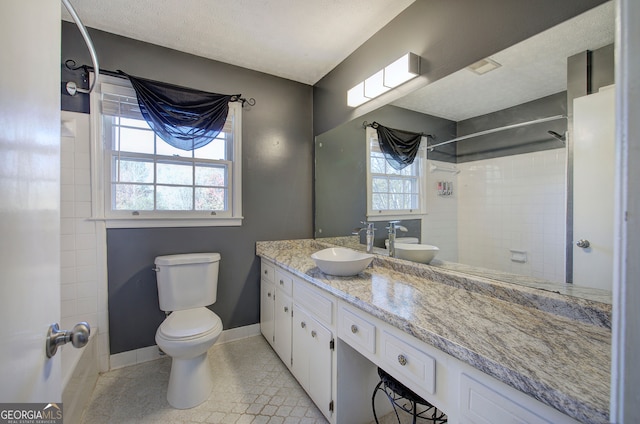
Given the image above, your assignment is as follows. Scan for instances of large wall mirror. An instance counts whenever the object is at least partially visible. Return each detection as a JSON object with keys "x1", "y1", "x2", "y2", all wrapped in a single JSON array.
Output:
[{"x1": 315, "y1": 2, "x2": 614, "y2": 302}]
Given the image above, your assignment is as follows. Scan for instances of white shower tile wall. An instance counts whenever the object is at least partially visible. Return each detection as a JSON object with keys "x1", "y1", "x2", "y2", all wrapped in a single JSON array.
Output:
[
  {"x1": 423, "y1": 160, "x2": 459, "y2": 262},
  {"x1": 457, "y1": 149, "x2": 567, "y2": 283},
  {"x1": 60, "y1": 111, "x2": 110, "y2": 372}
]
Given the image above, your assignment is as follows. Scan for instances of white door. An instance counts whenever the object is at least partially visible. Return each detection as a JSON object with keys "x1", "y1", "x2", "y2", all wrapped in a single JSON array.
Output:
[
  {"x1": 572, "y1": 86, "x2": 615, "y2": 290},
  {"x1": 0, "y1": 1, "x2": 62, "y2": 402}
]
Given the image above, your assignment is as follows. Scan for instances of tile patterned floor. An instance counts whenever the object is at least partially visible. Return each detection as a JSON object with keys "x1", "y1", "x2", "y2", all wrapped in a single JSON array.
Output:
[
  {"x1": 81, "y1": 335, "x2": 328, "y2": 424},
  {"x1": 80, "y1": 335, "x2": 444, "y2": 424}
]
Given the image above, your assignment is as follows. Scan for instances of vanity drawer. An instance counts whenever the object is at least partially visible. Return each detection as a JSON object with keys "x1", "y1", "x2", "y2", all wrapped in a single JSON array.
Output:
[
  {"x1": 261, "y1": 260, "x2": 275, "y2": 283},
  {"x1": 460, "y1": 373, "x2": 555, "y2": 424},
  {"x1": 339, "y1": 305, "x2": 376, "y2": 354},
  {"x1": 381, "y1": 330, "x2": 436, "y2": 395},
  {"x1": 275, "y1": 268, "x2": 293, "y2": 296},
  {"x1": 294, "y1": 280, "x2": 335, "y2": 327}
]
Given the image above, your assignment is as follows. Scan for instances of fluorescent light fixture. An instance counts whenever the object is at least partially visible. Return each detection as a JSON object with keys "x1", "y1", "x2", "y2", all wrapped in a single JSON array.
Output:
[
  {"x1": 347, "y1": 81, "x2": 369, "y2": 107},
  {"x1": 364, "y1": 70, "x2": 391, "y2": 98},
  {"x1": 384, "y1": 53, "x2": 420, "y2": 87},
  {"x1": 347, "y1": 53, "x2": 421, "y2": 107}
]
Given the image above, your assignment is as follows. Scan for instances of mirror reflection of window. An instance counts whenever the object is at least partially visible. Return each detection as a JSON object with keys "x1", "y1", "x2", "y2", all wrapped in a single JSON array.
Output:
[{"x1": 366, "y1": 127, "x2": 426, "y2": 217}]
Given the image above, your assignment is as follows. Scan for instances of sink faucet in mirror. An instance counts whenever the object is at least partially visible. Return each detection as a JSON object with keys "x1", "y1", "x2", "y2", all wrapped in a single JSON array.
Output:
[{"x1": 386, "y1": 221, "x2": 408, "y2": 258}]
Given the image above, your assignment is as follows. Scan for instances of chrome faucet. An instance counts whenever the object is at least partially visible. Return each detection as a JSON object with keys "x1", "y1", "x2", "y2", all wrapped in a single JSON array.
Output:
[
  {"x1": 352, "y1": 221, "x2": 376, "y2": 253},
  {"x1": 386, "y1": 221, "x2": 408, "y2": 257}
]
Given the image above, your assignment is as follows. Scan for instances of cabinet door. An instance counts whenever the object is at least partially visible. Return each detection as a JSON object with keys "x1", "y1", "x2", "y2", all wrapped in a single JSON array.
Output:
[
  {"x1": 292, "y1": 305, "x2": 333, "y2": 420},
  {"x1": 292, "y1": 306, "x2": 311, "y2": 390},
  {"x1": 308, "y1": 317, "x2": 333, "y2": 419},
  {"x1": 274, "y1": 290, "x2": 292, "y2": 367},
  {"x1": 260, "y1": 279, "x2": 275, "y2": 347}
]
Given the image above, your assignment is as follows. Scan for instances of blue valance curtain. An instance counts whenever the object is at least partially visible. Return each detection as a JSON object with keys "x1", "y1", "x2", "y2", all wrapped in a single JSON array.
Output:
[
  {"x1": 371, "y1": 122, "x2": 424, "y2": 170},
  {"x1": 120, "y1": 71, "x2": 241, "y2": 151}
]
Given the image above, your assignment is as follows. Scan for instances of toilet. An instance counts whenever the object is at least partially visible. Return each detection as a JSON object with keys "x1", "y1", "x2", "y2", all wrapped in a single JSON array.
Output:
[{"x1": 154, "y1": 252, "x2": 223, "y2": 409}]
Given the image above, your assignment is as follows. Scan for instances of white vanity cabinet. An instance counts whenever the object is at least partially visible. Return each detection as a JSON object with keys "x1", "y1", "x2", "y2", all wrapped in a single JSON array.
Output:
[
  {"x1": 259, "y1": 257, "x2": 582, "y2": 424},
  {"x1": 260, "y1": 260, "x2": 337, "y2": 421}
]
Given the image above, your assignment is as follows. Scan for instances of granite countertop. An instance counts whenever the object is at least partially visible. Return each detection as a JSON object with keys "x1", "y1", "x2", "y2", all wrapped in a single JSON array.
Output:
[{"x1": 256, "y1": 238, "x2": 611, "y2": 424}]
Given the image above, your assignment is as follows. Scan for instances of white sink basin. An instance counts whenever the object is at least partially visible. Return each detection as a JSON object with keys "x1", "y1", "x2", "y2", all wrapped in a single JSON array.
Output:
[
  {"x1": 394, "y1": 243, "x2": 439, "y2": 264},
  {"x1": 311, "y1": 247, "x2": 374, "y2": 276}
]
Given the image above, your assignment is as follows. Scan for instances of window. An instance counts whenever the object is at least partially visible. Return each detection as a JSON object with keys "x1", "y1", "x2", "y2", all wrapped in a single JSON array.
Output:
[
  {"x1": 366, "y1": 127, "x2": 425, "y2": 218},
  {"x1": 91, "y1": 78, "x2": 242, "y2": 227}
]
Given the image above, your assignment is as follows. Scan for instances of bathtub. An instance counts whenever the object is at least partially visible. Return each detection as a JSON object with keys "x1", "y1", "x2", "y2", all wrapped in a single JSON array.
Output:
[{"x1": 61, "y1": 330, "x2": 98, "y2": 424}]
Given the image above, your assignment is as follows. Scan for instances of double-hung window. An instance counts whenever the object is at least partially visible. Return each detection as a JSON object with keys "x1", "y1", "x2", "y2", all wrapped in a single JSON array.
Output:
[
  {"x1": 366, "y1": 127, "x2": 425, "y2": 218},
  {"x1": 92, "y1": 77, "x2": 242, "y2": 227}
]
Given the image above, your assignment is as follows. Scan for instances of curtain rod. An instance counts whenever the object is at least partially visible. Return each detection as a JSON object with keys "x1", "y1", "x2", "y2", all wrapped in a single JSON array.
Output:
[
  {"x1": 426, "y1": 115, "x2": 567, "y2": 151},
  {"x1": 63, "y1": 59, "x2": 256, "y2": 107},
  {"x1": 362, "y1": 121, "x2": 434, "y2": 140}
]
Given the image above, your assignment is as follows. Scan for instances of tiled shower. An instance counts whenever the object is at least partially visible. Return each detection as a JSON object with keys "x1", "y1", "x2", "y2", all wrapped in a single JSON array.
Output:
[{"x1": 426, "y1": 148, "x2": 567, "y2": 283}]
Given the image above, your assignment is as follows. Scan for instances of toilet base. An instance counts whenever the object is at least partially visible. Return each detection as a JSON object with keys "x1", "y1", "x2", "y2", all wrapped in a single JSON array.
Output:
[{"x1": 166, "y1": 351, "x2": 213, "y2": 409}]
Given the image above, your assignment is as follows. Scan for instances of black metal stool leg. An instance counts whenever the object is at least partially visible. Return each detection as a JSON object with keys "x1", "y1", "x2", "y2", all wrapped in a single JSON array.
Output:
[{"x1": 372, "y1": 368, "x2": 447, "y2": 424}]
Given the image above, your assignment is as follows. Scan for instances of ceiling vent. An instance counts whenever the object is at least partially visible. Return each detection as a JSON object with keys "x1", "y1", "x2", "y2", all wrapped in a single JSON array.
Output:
[{"x1": 467, "y1": 58, "x2": 502, "y2": 75}]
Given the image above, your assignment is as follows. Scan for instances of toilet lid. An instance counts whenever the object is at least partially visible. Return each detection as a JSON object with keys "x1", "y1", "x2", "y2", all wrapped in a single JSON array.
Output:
[{"x1": 158, "y1": 308, "x2": 222, "y2": 340}]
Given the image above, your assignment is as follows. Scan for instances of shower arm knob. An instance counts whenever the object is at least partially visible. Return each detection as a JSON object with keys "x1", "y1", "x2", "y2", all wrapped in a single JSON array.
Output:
[{"x1": 46, "y1": 322, "x2": 91, "y2": 358}]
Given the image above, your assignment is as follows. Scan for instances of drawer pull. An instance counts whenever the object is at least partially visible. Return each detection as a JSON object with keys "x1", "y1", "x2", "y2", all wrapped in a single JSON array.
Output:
[
  {"x1": 351, "y1": 324, "x2": 358, "y2": 334},
  {"x1": 311, "y1": 330, "x2": 317, "y2": 338},
  {"x1": 284, "y1": 306, "x2": 289, "y2": 313},
  {"x1": 398, "y1": 354, "x2": 408, "y2": 366},
  {"x1": 301, "y1": 321, "x2": 306, "y2": 328}
]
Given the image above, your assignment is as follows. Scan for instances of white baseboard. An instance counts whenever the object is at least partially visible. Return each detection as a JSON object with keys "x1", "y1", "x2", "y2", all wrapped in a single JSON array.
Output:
[
  {"x1": 108, "y1": 323, "x2": 261, "y2": 370},
  {"x1": 217, "y1": 323, "x2": 261, "y2": 344}
]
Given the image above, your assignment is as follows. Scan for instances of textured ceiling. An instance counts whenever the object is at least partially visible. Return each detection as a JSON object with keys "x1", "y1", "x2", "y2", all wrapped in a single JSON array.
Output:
[
  {"x1": 61, "y1": 0, "x2": 416, "y2": 85},
  {"x1": 392, "y1": 1, "x2": 615, "y2": 121}
]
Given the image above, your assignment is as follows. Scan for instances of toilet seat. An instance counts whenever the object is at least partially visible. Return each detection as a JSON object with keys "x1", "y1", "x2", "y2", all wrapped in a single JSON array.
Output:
[{"x1": 158, "y1": 308, "x2": 222, "y2": 341}]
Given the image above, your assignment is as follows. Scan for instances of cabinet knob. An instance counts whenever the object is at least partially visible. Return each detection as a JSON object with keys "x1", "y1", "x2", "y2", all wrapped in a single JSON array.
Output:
[
  {"x1": 301, "y1": 321, "x2": 306, "y2": 328},
  {"x1": 267, "y1": 292, "x2": 271, "y2": 298},
  {"x1": 311, "y1": 330, "x2": 317, "y2": 338},
  {"x1": 397, "y1": 354, "x2": 407, "y2": 366},
  {"x1": 264, "y1": 270, "x2": 268, "y2": 275},
  {"x1": 279, "y1": 279, "x2": 284, "y2": 285},
  {"x1": 284, "y1": 306, "x2": 289, "y2": 313},
  {"x1": 351, "y1": 324, "x2": 358, "y2": 334}
]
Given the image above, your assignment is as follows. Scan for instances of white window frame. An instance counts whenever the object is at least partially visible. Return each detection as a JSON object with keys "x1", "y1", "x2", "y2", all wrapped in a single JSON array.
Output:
[
  {"x1": 89, "y1": 75, "x2": 243, "y2": 228},
  {"x1": 366, "y1": 126, "x2": 426, "y2": 220}
]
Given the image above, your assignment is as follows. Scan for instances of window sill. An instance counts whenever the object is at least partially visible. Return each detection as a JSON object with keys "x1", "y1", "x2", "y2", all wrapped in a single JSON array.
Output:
[
  {"x1": 90, "y1": 216, "x2": 244, "y2": 229},
  {"x1": 366, "y1": 212, "x2": 425, "y2": 221}
]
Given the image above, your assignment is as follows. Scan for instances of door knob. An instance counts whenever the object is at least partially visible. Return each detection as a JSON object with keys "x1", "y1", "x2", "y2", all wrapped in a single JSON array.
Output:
[
  {"x1": 46, "y1": 322, "x2": 90, "y2": 358},
  {"x1": 576, "y1": 239, "x2": 591, "y2": 248}
]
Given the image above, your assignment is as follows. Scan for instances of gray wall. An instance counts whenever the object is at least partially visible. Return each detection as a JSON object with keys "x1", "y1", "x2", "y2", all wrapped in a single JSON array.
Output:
[
  {"x1": 313, "y1": 0, "x2": 608, "y2": 136},
  {"x1": 61, "y1": 22, "x2": 313, "y2": 354},
  {"x1": 314, "y1": 105, "x2": 455, "y2": 241}
]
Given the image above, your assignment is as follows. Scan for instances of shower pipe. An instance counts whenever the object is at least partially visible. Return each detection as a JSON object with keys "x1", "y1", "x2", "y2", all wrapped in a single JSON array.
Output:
[
  {"x1": 427, "y1": 114, "x2": 567, "y2": 151},
  {"x1": 62, "y1": 0, "x2": 99, "y2": 95}
]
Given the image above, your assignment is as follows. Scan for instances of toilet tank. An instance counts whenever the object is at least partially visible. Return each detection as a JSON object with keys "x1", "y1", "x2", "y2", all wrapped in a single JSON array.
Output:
[{"x1": 154, "y1": 253, "x2": 221, "y2": 312}]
